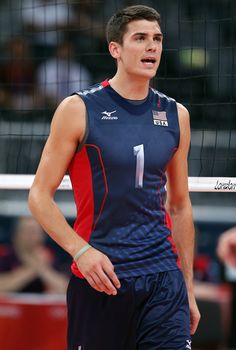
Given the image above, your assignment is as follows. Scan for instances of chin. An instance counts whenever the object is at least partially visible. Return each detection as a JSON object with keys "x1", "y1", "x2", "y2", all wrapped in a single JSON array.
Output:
[
  {"x1": 127, "y1": 67, "x2": 157, "y2": 81},
  {"x1": 140, "y1": 71, "x2": 157, "y2": 80}
]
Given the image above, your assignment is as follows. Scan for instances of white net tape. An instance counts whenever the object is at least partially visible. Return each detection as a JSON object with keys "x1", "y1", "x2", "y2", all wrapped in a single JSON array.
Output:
[{"x1": 0, "y1": 175, "x2": 236, "y2": 192}]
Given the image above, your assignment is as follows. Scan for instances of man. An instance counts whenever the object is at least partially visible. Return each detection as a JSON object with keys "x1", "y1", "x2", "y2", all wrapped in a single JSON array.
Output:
[
  {"x1": 217, "y1": 227, "x2": 236, "y2": 267},
  {"x1": 29, "y1": 5, "x2": 200, "y2": 350}
]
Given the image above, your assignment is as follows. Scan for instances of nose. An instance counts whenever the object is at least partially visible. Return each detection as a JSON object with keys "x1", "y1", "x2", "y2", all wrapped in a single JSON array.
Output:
[{"x1": 146, "y1": 39, "x2": 157, "y2": 52}]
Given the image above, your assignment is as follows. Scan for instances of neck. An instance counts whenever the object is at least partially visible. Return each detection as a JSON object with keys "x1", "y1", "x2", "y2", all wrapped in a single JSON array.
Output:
[{"x1": 109, "y1": 72, "x2": 150, "y2": 100}]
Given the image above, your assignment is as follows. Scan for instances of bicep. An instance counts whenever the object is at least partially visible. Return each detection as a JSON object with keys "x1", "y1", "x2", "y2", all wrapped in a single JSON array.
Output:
[{"x1": 32, "y1": 96, "x2": 86, "y2": 195}]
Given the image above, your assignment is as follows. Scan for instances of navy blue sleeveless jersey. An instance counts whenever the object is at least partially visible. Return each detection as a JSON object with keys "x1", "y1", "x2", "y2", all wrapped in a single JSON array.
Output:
[{"x1": 68, "y1": 79, "x2": 180, "y2": 279}]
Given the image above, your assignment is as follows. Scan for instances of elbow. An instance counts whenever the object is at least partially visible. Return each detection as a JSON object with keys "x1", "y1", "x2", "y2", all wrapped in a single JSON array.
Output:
[
  {"x1": 28, "y1": 184, "x2": 47, "y2": 216},
  {"x1": 28, "y1": 185, "x2": 39, "y2": 215},
  {"x1": 166, "y1": 196, "x2": 192, "y2": 217},
  {"x1": 28, "y1": 183, "x2": 54, "y2": 217}
]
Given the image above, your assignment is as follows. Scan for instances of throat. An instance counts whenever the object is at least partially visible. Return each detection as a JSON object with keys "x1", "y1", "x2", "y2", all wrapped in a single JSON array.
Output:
[{"x1": 108, "y1": 77, "x2": 150, "y2": 100}]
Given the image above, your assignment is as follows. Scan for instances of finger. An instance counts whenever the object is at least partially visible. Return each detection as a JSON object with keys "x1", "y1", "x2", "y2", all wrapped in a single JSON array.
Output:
[
  {"x1": 95, "y1": 269, "x2": 118, "y2": 295},
  {"x1": 106, "y1": 267, "x2": 121, "y2": 289},
  {"x1": 190, "y1": 312, "x2": 200, "y2": 335},
  {"x1": 102, "y1": 259, "x2": 121, "y2": 289},
  {"x1": 92, "y1": 272, "x2": 114, "y2": 295},
  {"x1": 190, "y1": 322, "x2": 198, "y2": 335},
  {"x1": 86, "y1": 275, "x2": 104, "y2": 293}
]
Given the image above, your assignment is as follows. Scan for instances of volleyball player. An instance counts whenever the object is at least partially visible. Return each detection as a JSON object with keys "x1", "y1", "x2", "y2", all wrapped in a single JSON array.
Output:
[{"x1": 29, "y1": 5, "x2": 200, "y2": 350}]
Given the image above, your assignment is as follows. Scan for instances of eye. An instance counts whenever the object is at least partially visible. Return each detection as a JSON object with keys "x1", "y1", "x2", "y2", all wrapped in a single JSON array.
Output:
[
  {"x1": 154, "y1": 36, "x2": 162, "y2": 42},
  {"x1": 136, "y1": 35, "x2": 145, "y2": 41}
]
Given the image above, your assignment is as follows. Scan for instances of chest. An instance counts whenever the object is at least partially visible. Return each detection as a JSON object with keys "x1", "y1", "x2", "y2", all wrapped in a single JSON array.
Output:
[{"x1": 86, "y1": 104, "x2": 179, "y2": 173}]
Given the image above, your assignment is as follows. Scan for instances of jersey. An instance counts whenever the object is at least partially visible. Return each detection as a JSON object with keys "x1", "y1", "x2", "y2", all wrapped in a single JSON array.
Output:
[{"x1": 68, "y1": 79, "x2": 180, "y2": 279}]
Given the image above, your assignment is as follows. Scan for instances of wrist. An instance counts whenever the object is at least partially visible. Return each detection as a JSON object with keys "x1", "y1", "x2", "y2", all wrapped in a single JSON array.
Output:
[{"x1": 73, "y1": 243, "x2": 92, "y2": 262}]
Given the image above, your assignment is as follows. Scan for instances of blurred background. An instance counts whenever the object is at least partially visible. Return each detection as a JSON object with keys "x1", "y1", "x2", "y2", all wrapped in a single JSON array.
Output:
[{"x1": 0, "y1": 0, "x2": 235, "y2": 349}]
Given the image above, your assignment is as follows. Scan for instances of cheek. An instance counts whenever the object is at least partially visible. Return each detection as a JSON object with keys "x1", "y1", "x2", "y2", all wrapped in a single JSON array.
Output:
[{"x1": 122, "y1": 51, "x2": 139, "y2": 67}]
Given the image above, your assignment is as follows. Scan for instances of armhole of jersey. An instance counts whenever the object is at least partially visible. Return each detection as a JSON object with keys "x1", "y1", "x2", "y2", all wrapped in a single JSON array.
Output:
[
  {"x1": 72, "y1": 93, "x2": 89, "y2": 153},
  {"x1": 173, "y1": 100, "x2": 180, "y2": 149},
  {"x1": 76, "y1": 109, "x2": 89, "y2": 153}
]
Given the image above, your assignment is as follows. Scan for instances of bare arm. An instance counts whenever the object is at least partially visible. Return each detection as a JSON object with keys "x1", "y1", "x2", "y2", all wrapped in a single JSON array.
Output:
[
  {"x1": 0, "y1": 267, "x2": 36, "y2": 292},
  {"x1": 19, "y1": 251, "x2": 69, "y2": 294},
  {"x1": 0, "y1": 252, "x2": 68, "y2": 293},
  {"x1": 28, "y1": 96, "x2": 120, "y2": 295},
  {"x1": 36, "y1": 267, "x2": 68, "y2": 293},
  {"x1": 166, "y1": 103, "x2": 200, "y2": 334},
  {"x1": 29, "y1": 96, "x2": 87, "y2": 257}
]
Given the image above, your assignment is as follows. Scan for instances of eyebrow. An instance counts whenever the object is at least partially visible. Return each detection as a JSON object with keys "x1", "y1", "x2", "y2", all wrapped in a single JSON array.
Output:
[{"x1": 133, "y1": 32, "x2": 163, "y2": 38}]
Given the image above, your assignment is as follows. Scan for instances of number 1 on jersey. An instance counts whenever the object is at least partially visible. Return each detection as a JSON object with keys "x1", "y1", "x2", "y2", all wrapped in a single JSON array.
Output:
[{"x1": 133, "y1": 144, "x2": 144, "y2": 188}]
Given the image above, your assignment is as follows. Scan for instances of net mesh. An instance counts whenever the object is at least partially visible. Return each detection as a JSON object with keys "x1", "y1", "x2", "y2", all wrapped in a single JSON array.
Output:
[{"x1": 0, "y1": 0, "x2": 235, "y2": 187}]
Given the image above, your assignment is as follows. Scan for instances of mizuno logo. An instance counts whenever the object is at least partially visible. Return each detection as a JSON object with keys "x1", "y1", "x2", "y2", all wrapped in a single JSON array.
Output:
[
  {"x1": 186, "y1": 339, "x2": 192, "y2": 349},
  {"x1": 102, "y1": 110, "x2": 117, "y2": 117},
  {"x1": 101, "y1": 110, "x2": 118, "y2": 120}
]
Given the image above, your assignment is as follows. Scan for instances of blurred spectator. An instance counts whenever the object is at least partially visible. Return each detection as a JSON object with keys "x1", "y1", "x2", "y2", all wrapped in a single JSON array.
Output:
[
  {"x1": 194, "y1": 254, "x2": 216, "y2": 282},
  {"x1": 0, "y1": 216, "x2": 68, "y2": 293},
  {"x1": 217, "y1": 227, "x2": 236, "y2": 349},
  {"x1": 70, "y1": 1, "x2": 117, "y2": 80},
  {"x1": 217, "y1": 227, "x2": 236, "y2": 267},
  {"x1": 0, "y1": 36, "x2": 38, "y2": 110},
  {"x1": 21, "y1": 0, "x2": 76, "y2": 55},
  {"x1": 36, "y1": 41, "x2": 92, "y2": 106},
  {"x1": 0, "y1": 0, "x2": 22, "y2": 45}
]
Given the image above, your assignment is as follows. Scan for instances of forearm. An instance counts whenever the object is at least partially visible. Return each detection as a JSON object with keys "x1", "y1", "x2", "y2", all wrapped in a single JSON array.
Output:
[
  {"x1": 28, "y1": 188, "x2": 87, "y2": 258},
  {"x1": 0, "y1": 267, "x2": 36, "y2": 292},
  {"x1": 168, "y1": 199, "x2": 195, "y2": 291},
  {"x1": 37, "y1": 267, "x2": 68, "y2": 293}
]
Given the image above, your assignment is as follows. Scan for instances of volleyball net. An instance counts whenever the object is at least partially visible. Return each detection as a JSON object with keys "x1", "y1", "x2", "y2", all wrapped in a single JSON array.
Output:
[
  {"x1": 0, "y1": 0, "x2": 235, "y2": 195},
  {"x1": 0, "y1": 175, "x2": 236, "y2": 193}
]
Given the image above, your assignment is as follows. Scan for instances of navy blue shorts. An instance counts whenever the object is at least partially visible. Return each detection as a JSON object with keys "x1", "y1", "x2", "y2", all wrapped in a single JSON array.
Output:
[{"x1": 67, "y1": 269, "x2": 191, "y2": 350}]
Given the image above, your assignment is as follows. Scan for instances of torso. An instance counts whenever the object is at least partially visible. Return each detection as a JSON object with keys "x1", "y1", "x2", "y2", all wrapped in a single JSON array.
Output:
[{"x1": 69, "y1": 80, "x2": 180, "y2": 279}]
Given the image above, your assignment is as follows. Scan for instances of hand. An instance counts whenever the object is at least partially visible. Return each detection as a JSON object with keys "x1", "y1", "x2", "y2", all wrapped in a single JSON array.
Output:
[
  {"x1": 217, "y1": 228, "x2": 236, "y2": 267},
  {"x1": 75, "y1": 247, "x2": 121, "y2": 295},
  {"x1": 19, "y1": 248, "x2": 52, "y2": 271},
  {"x1": 188, "y1": 292, "x2": 201, "y2": 335}
]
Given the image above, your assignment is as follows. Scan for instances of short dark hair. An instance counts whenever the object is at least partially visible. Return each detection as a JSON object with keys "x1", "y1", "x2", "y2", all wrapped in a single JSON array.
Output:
[{"x1": 106, "y1": 5, "x2": 161, "y2": 45}]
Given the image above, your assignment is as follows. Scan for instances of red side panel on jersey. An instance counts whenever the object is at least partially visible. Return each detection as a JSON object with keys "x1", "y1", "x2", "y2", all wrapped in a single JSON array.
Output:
[
  {"x1": 157, "y1": 176, "x2": 180, "y2": 268},
  {"x1": 68, "y1": 146, "x2": 94, "y2": 278},
  {"x1": 86, "y1": 144, "x2": 108, "y2": 230},
  {"x1": 68, "y1": 146, "x2": 94, "y2": 240},
  {"x1": 165, "y1": 210, "x2": 181, "y2": 268}
]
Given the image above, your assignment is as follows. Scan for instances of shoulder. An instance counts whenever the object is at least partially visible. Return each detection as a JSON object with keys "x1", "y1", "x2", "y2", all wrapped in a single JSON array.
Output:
[
  {"x1": 176, "y1": 102, "x2": 189, "y2": 119},
  {"x1": 49, "y1": 95, "x2": 86, "y2": 143},
  {"x1": 52, "y1": 94, "x2": 86, "y2": 128},
  {"x1": 176, "y1": 102, "x2": 190, "y2": 132},
  {"x1": 57, "y1": 94, "x2": 85, "y2": 114},
  {"x1": 54, "y1": 95, "x2": 85, "y2": 119},
  {"x1": 175, "y1": 103, "x2": 191, "y2": 150}
]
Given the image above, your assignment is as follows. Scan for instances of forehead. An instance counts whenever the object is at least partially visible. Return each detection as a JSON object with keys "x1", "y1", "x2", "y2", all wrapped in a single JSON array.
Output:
[{"x1": 124, "y1": 19, "x2": 162, "y2": 37}]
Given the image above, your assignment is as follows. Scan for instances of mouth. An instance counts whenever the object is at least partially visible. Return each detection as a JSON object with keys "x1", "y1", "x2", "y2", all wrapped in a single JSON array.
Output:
[
  {"x1": 141, "y1": 58, "x2": 157, "y2": 68},
  {"x1": 141, "y1": 58, "x2": 156, "y2": 63}
]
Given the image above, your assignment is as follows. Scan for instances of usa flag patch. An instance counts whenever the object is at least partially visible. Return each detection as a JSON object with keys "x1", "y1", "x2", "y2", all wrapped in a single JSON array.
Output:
[{"x1": 152, "y1": 111, "x2": 168, "y2": 126}]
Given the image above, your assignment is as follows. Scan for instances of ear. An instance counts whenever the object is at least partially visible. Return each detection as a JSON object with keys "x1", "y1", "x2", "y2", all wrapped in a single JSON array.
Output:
[{"x1": 108, "y1": 41, "x2": 121, "y2": 59}]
